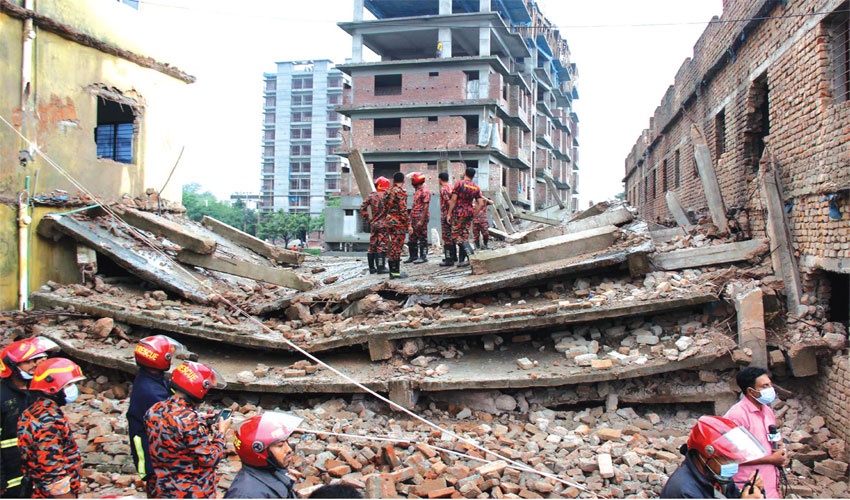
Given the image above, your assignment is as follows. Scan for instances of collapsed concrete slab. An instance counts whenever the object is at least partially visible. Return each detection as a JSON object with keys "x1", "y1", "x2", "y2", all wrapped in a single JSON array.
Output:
[
  {"x1": 649, "y1": 239, "x2": 769, "y2": 271},
  {"x1": 176, "y1": 250, "x2": 314, "y2": 291},
  {"x1": 470, "y1": 225, "x2": 620, "y2": 275},
  {"x1": 114, "y1": 206, "x2": 217, "y2": 255},
  {"x1": 523, "y1": 207, "x2": 634, "y2": 243},
  {"x1": 202, "y1": 216, "x2": 304, "y2": 266}
]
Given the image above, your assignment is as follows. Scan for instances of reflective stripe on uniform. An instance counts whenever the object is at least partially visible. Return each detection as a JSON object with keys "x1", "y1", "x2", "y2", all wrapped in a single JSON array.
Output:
[
  {"x1": 6, "y1": 475, "x2": 23, "y2": 488},
  {"x1": 0, "y1": 436, "x2": 18, "y2": 448},
  {"x1": 133, "y1": 435, "x2": 146, "y2": 477}
]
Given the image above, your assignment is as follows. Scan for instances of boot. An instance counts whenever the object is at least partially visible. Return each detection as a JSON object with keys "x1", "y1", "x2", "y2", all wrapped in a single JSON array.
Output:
[
  {"x1": 376, "y1": 253, "x2": 389, "y2": 274},
  {"x1": 463, "y1": 241, "x2": 475, "y2": 256},
  {"x1": 414, "y1": 241, "x2": 428, "y2": 264},
  {"x1": 439, "y1": 246, "x2": 451, "y2": 265},
  {"x1": 404, "y1": 242, "x2": 418, "y2": 263},
  {"x1": 367, "y1": 253, "x2": 377, "y2": 274},
  {"x1": 457, "y1": 243, "x2": 469, "y2": 267},
  {"x1": 439, "y1": 244, "x2": 456, "y2": 267},
  {"x1": 482, "y1": 237, "x2": 489, "y2": 250},
  {"x1": 389, "y1": 260, "x2": 408, "y2": 279}
]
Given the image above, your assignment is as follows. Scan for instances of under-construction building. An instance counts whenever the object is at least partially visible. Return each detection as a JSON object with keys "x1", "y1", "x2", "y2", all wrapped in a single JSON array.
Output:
[{"x1": 325, "y1": 0, "x2": 579, "y2": 250}]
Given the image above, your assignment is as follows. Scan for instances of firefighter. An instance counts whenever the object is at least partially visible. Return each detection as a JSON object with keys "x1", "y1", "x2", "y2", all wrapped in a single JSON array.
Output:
[
  {"x1": 446, "y1": 167, "x2": 484, "y2": 267},
  {"x1": 406, "y1": 172, "x2": 431, "y2": 264},
  {"x1": 17, "y1": 357, "x2": 85, "y2": 499},
  {"x1": 0, "y1": 337, "x2": 59, "y2": 498},
  {"x1": 360, "y1": 176, "x2": 390, "y2": 274},
  {"x1": 437, "y1": 172, "x2": 455, "y2": 266},
  {"x1": 472, "y1": 195, "x2": 494, "y2": 250},
  {"x1": 145, "y1": 361, "x2": 230, "y2": 498},
  {"x1": 127, "y1": 335, "x2": 187, "y2": 497},
  {"x1": 225, "y1": 412, "x2": 304, "y2": 498},
  {"x1": 383, "y1": 172, "x2": 410, "y2": 279}
]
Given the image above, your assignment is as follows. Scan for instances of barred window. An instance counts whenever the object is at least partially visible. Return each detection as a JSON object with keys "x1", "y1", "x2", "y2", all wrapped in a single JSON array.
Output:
[
  {"x1": 95, "y1": 98, "x2": 136, "y2": 163},
  {"x1": 825, "y1": 2, "x2": 850, "y2": 103}
]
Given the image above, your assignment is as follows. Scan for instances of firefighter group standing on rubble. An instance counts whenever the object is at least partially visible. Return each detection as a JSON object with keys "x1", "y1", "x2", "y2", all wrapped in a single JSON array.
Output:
[{"x1": 360, "y1": 167, "x2": 488, "y2": 278}]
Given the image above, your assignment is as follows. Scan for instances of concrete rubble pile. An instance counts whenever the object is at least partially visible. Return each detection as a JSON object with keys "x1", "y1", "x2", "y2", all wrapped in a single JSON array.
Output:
[{"x1": 2, "y1": 200, "x2": 848, "y2": 497}]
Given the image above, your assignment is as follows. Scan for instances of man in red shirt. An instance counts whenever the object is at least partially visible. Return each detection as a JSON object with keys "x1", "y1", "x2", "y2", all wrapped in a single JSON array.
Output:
[{"x1": 446, "y1": 167, "x2": 483, "y2": 267}]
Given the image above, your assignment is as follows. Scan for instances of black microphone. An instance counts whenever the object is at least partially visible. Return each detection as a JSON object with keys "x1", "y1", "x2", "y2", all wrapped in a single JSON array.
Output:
[{"x1": 768, "y1": 425, "x2": 781, "y2": 450}]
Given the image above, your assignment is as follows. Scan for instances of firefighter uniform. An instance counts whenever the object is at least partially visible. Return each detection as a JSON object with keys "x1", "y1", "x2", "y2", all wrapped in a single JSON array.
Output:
[
  {"x1": 473, "y1": 197, "x2": 493, "y2": 249},
  {"x1": 127, "y1": 368, "x2": 170, "y2": 497},
  {"x1": 383, "y1": 184, "x2": 410, "y2": 262},
  {"x1": 408, "y1": 184, "x2": 431, "y2": 262},
  {"x1": 450, "y1": 179, "x2": 481, "y2": 245},
  {"x1": 146, "y1": 396, "x2": 226, "y2": 498},
  {"x1": 439, "y1": 183, "x2": 453, "y2": 247},
  {"x1": 17, "y1": 399, "x2": 82, "y2": 498},
  {"x1": 0, "y1": 378, "x2": 36, "y2": 497},
  {"x1": 360, "y1": 190, "x2": 388, "y2": 255}
]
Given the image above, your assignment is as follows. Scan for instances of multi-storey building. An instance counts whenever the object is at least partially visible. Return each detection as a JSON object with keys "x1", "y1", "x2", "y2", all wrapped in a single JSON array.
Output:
[
  {"x1": 325, "y1": 0, "x2": 579, "y2": 250},
  {"x1": 260, "y1": 60, "x2": 349, "y2": 216}
]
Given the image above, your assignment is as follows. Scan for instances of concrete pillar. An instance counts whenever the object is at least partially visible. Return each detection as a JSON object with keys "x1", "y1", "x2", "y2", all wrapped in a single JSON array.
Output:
[
  {"x1": 439, "y1": 0, "x2": 451, "y2": 15},
  {"x1": 690, "y1": 125, "x2": 729, "y2": 233},
  {"x1": 438, "y1": 28, "x2": 452, "y2": 58},
  {"x1": 479, "y1": 0, "x2": 490, "y2": 12},
  {"x1": 479, "y1": 27, "x2": 491, "y2": 56},
  {"x1": 352, "y1": 32, "x2": 363, "y2": 63},
  {"x1": 353, "y1": 0, "x2": 364, "y2": 21},
  {"x1": 735, "y1": 288, "x2": 768, "y2": 368}
]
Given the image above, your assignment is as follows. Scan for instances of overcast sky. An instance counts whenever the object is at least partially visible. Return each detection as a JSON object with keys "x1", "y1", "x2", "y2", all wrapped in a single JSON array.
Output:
[{"x1": 140, "y1": 0, "x2": 723, "y2": 207}]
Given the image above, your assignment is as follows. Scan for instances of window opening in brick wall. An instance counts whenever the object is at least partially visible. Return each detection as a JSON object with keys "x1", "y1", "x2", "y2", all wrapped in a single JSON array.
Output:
[
  {"x1": 662, "y1": 159, "x2": 669, "y2": 193},
  {"x1": 744, "y1": 73, "x2": 770, "y2": 170},
  {"x1": 374, "y1": 118, "x2": 401, "y2": 136},
  {"x1": 427, "y1": 161, "x2": 437, "y2": 170},
  {"x1": 463, "y1": 115, "x2": 479, "y2": 144},
  {"x1": 464, "y1": 160, "x2": 478, "y2": 171},
  {"x1": 95, "y1": 97, "x2": 137, "y2": 164},
  {"x1": 650, "y1": 169, "x2": 657, "y2": 199},
  {"x1": 429, "y1": 71, "x2": 439, "y2": 77},
  {"x1": 826, "y1": 271, "x2": 849, "y2": 325},
  {"x1": 375, "y1": 74, "x2": 402, "y2": 96},
  {"x1": 464, "y1": 71, "x2": 480, "y2": 99},
  {"x1": 428, "y1": 116, "x2": 438, "y2": 122},
  {"x1": 373, "y1": 162, "x2": 399, "y2": 181},
  {"x1": 825, "y1": 3, "x2": 850, "y2": 104},
  {"x1": 714, "y1": 109, "x2": 726, "y2": 158},
  {"x1": 674, "y1": 150, "x2": 681, "y2": 188}
]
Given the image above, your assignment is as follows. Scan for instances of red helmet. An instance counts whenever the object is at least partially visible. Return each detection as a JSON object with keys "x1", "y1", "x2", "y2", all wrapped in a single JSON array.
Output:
[
  {"x1": 411, "y1": 172, "x2": 426, "y2": 185},
  {"x1": 134, "y1": 335, "x2": 185, "y2": 371},
  {"x1": 374, "y1": 176, "x2": 390, "y2": 192},
  {"x1": 171, "y1": 361, "x2": 226, "y2": 401},
  {"x1": 687, "y1": 416, "x2": 766, "y2": 462},
  {"x1": 0, "y1": 337, "x2": 60, "y2": 378},
  {"x1": 29, "y1": 358, "x2": 85, "y2": 395},
  {"x1": 234, "y1": 412, "x2": 304, "y2": 467}
]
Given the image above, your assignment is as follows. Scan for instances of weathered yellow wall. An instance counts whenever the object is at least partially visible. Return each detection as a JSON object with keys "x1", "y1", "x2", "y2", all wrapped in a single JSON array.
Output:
[{"x1": 1, "y1": 1, "x2": 192, "y2": 310}]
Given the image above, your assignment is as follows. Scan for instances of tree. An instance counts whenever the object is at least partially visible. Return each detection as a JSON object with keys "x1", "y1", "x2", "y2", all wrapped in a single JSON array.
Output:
[
  {"x1": 258, "y1": 210, "x2": 310, "y2": 248},
  {"x1": 182, "y1": 184, "x2": 258, "y2": 236}
]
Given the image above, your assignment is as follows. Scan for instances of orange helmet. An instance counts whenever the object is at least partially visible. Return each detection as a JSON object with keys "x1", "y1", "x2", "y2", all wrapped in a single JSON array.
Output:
[
  {"x1": 374, "y1": 176, "x2": 390, "y2": 192},
  {"x1": 134, "y1": 335, "x2": 185, "y2": 371},
  {"x1": 410, "y1": 172, "x2": 426, "y2": 185},
  {"x1": 171, "y1": 361, "x2": 226, "y2": 402},
  {"x1": 29, "y1": 358, "x2": 85, "y2": 395},
  {"x1": 234, "y1": 412, "x2": 304, "y2": 468},
  {"x1": 687, "y1": 416, "x2": 766, "y2": 462},
  {"x1": 0, "y1": 337, "x2": 60, "y2": 378}
]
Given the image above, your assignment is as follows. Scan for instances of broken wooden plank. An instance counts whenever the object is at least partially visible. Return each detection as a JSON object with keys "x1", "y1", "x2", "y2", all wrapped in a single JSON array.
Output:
[
  {"x1": 37, "y1": 214, "x2": 210, "y2": 303},
  {"x1": 113, "y1": 207, "x2": 216, "y2": 255},
  {"x1": 470, "y1": 225, "x2": 619, "y2": 275},
  {"x1": 690, "y1": 125, "x2": 728, "y2": 233},
  {"x1": 562, "y1": 206, "x2": 633, "y2": 234},
  {"x1": 649, "y1": 239, "x2": 768, "y2": 271},
  {"x1": 665, "y1": 191, "x2": 694, "y2": 229},
  {"x1": 515, "y1": 211, "x2": 560, "y2": 226},
  {"x1": 201, "y1": 215, "x2": 304, "y2": 266},
  {"x1": 176, "y1": 250, "x2": 314, "y2": 291},
  {"x1": 349, "y1": 149, "x2": 375, "y2": 198}
]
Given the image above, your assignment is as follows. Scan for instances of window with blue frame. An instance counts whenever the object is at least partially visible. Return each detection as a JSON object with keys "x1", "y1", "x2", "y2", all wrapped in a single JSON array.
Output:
[{"x1": 95, "y1": 98, "x2": 136, "y2": 163}]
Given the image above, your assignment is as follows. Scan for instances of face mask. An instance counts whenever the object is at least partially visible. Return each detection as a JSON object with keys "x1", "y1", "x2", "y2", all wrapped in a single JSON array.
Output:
[
  {"x1": 753, "y1": 386, "x2": 776, "y2": 405},
  {"x1": 19, "y1": 369, "x2": 33, "y2": 380},
  {"x1": 63, "y1": 384, "x2": 79, "y2": 404},
  {"x1": 716, "y1": 461, "x2": 739, "y2": 481}
]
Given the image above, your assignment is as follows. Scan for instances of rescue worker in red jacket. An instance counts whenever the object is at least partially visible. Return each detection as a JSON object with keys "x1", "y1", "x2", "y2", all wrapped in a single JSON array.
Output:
[
  {"x1": 383, "y1": 172, "x2": 410, "y2": 279},
  {"x1": 225, "y1": 412, "x2": 304, "y2": 498},
  {"x1": 145, "y1": 361, "x2": 230, "y2": 498},
  {"x1": 437, "y1": 172, "x2": 456, "y2": 266},
  {"x1": 360, "y1": 176, "x2": 390, "y2": 274},
  {"x1": 127, "y1": 335, "x2": 187, "y2": 497},
  {"x1": 446, "y1": 167, "x2": 484, "y2": 267},
  {"x1": 17, "y1": 357, "x2": 85, "y2": 499},
  {"x1": 472, "y1": 195, "x2": 494, "y2": 250},
  {"x1": 0, "y1": 337, "x2": 60, "y2": 498},
  {"x1": 405, "y1": 172, "x2": 431, "y2": 264}
]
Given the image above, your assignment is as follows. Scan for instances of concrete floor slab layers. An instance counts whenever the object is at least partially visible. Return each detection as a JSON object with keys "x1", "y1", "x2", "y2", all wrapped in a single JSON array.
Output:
[{"x1": 649, "y1": 239, "x2": 769, "y2": 271}]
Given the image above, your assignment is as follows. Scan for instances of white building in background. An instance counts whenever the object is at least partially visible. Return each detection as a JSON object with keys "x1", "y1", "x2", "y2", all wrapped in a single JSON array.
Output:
[{"x1": 260, "y1": 60, "x2": 350, "y2": 216}]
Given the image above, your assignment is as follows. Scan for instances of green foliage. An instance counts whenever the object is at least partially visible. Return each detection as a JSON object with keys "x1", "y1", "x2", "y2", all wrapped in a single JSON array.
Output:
[
  {"x1": 257, "y1": 210, "x2": 313, "y2": 247},
  {"x1": 182, "y1": 183, "x2": 258, "y2": 235}
]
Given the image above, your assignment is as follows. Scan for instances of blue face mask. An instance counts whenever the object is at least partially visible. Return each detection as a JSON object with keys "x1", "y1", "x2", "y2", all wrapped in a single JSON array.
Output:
[
  {"x1": 717, "y1": 462, "x2": 739, "y2": 480},
  {"x1": 63, "y1": 384, "x2": 79, "y2": 404},
  {"x1": 19, "y1": 369, "x2": 33, "y2": 380},
  {"x1": 753, "y1": 387, "x2": 776, "y2": 405}
]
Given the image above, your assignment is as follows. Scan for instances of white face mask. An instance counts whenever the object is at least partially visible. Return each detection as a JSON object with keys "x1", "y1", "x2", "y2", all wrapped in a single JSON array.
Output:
[
  {"x1": 63, "y1": 384, "x2": 79, "y2": 404},
  {"x1": 19, "y1": 369, "x2": 33, "y2": 380},
  {"x1": 752, "y1": 386, "x2": 776, "y2": 405}
]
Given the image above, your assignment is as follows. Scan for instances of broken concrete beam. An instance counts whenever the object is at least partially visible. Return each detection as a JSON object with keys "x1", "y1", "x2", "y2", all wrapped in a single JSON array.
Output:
[
  {"x1": 787, "y1": 345, "x2": 819, "y2": 377},
  {"x1": 690, "y1": 125, "x2": 729, "y2": 233},
  {"x1": 176, "y1": 250, "x2": 314, "y2": 291},
  {"x1": 201, "y1": 216, "x2": 304, "y2": 266},
  {"x1": 650, "y1": 226, "x2": 689, "y2": 243},
  {"x1": 568, "y1": 201, "x2": 609, "y2": 222},
  {"x1": 470, "y1": 225, "x2": 619, "y2": 275},
  {"x1": 649, "y1": 239, "x2": 768, "y2": 271},
  {"x1": 349, "y1": 149, "x2": 375, "y2": 198},
  {"x1": 500, "y1": 187, "x2": 517, "y2": 215},
  {"x1": 487, "y1": 204, "x2": 507, "y2": 233},
  {"x1": 388, "y1": 379, "x2": 416, "y2": 410},
  {"x1": 563, "y1": 206, "x2": 634, "y2": 234},
  {"x1": 665, "y1": 191, "x2": 694, "y2": 229},
  {"x1": 628, "y1": 252, "x2": 650, "y2": 278},
  {"x1": 544, "y1": 175, "x2": 566, "y2": 209},
  {"x1": 735, "y1": 288, "x2": 768, "y2": 368},
  {"x1": 522, "y1": 225, "x2": 564, "y2": 243},
  {"x1": 369, "y1": 338, "x2": 395, "y2": 362},
  {"x1": 114, "y1": 206, "x2": 216, "y2": 254},
  {"x1": 516, "y1": 211, "x2": 560, "y2": 226}
]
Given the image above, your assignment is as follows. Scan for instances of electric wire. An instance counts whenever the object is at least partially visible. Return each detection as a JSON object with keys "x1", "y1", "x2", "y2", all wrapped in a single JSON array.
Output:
[{"x1": 0, "y1": 111, "x2": 592, "y2": 494}]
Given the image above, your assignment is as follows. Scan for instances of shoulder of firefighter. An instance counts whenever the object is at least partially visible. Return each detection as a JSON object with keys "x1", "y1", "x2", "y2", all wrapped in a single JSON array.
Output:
[{"x1": 17, "y1": 399, "x2": 81, "y2": 498}]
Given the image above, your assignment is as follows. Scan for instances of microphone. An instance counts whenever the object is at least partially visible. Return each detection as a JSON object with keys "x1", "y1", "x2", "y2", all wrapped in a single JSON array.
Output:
[{"x1": 768, "y1": 425, "x2": 781, "y2": 450}]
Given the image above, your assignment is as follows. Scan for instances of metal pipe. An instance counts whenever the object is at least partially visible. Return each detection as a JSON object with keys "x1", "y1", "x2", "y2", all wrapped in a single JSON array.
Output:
[
  {"x1": 18, "y1": 180, "x2": 31, "y2": 311},
  {"x1": 21, "y1": 0, "x2": 36, "y2": 105}
]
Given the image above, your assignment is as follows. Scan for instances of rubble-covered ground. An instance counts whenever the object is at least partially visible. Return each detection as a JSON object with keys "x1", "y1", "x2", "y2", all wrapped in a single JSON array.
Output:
[{"x1": 53, "y1": 364, "x2": 848, "y2": 499}]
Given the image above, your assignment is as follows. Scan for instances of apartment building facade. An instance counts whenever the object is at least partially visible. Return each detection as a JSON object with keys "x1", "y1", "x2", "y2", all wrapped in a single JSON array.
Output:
[
  {"x1": 261, "y1": 60, "x2": 349, "y2": 216},
  {"x1": 332, "y1": 0, "x2": 579, "y2": 231}
]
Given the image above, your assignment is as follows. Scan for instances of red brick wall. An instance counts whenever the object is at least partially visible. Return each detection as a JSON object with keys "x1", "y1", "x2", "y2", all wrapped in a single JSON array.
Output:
[{"x1": 813, "y1": 353, "x2": 850, "y2": 447}]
